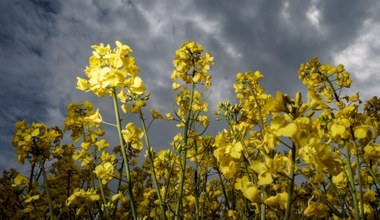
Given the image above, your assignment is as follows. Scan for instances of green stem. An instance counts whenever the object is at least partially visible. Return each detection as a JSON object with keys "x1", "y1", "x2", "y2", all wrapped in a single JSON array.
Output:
[
  {"x1": 324, "y1": 174, "x2": 348, "y2": 217},
  {"x1": 365, "y1": 161, "x2": 380, "y2": 187},
  {"x1": 28, "y1": 163, "x2": 35, "y2": 193},
  {"x1": 112, "y1": 90, "x2": 137, "y2": 220},
  {"x1": 113, "y1": 159, "x2": 124, "y2": 217},
  {"x1": 40, "y1": 159, "x2": 55, "y2": 220},
  {"x1": 139, "y1": 110, "x2": 167, "y2": 220},
  {"x1": 250, "y1": 84, "x2": 267, "y2": 220},
  {"x1": 353, "y1": 141, "x2": 364, "y2": 219},
  {"x1": 98, "y1": 180, "x2": 110, "y2": 220},
  {"x1": 175, "y1": 81, "x2": 196, "y2": 220},
  {"x1": 345, "y1": 145, "x2": 360, "y2": 220},
  {"x1": 216, "y1": 166, "x2": 230, "y2": 209},
  {"x1": 194, "y1": 140, "x2": 200, "y2": 220},
  {"x1": 284, "y1": 142, "x2": 296, "y2": 220},
  {"x1": 101, "y1": 121, "x2": 117, "y2": 128}
]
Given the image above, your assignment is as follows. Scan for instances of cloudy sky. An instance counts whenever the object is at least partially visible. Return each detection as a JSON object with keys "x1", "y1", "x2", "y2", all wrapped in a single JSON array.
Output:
[{"x1": 1, "y1": 0, "x2": 379, "y2": 172}]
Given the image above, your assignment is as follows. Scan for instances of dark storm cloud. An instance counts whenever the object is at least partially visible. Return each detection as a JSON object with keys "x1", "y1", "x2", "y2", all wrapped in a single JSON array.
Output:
[
  {"x1": 187, "y1": 1, "x2": 368, "y2": 97},
  {"x1": 187, "y1": 0, "x2": 377, "y2": 97},
  {"x1": 0, "y1": 0, "x2": 379, "y2": 172},
  {"x1": 0, "y1": 0, "x2": 62, "y2": 170}
]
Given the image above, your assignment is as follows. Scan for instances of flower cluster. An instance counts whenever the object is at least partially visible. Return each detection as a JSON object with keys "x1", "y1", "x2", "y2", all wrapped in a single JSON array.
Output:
[
  {"x1": 12, "y1": 121, "x2": 62, "y2": 165},
  {"x1": 171, "y1": 41, "x2": 214, "y2": 90},
  {"x1": 64, "y1": 101, "x2": 104, "y2": 141},
  {"x1": 2, "y1": 42, "x2": 380, "y2": 220},
  {"x1": 77, "y1": 41, "x2": 145, "y2": 97}
]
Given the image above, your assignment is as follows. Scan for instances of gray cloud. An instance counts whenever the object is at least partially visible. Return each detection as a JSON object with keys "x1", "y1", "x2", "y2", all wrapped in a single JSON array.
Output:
[{"x1": 1, "y1": 0, "x2": 379, "y2": 171}]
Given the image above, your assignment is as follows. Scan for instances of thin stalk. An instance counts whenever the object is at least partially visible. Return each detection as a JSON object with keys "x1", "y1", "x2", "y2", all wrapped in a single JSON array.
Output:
[
  {"x1": 28, "y1": 163, "x2": 35, "y2": 192},
  {"x1": 353, "y1": 141, "x2": 364, "y2": 219},
  {"x1": 194, "y1": 136, "x2": 201, "y2": 220},
  {"x1": 194, "y1": 139, "x2": 200, "y2": 220},
  {"x1": 81, "y1": 128, "x2": 96, "y2": 190},
  {"x1": 98, "y1": 180, "x2": 110, "y2": 220},
  {"x1": 244, "y1": 197, "x2": 249, "y2": 218},
  {"x1": 216, "y1": 166, "x2": 230, "y2": 209},
  {"x1": 40, "y1": 159, "x2": 54, "y2": 220},
  {"x1": 284, "y1": 142, "x2": 296, "y2": 220},
  {"x1": 102, "y1": 121, "x2": 117, "y2": 128},
  {"x1": 365, "y1": 161, "x2": 380, "y2": 187},
  {"x1": 250, "y1": 85, "x2": 267, "y2": 220},
  {"x1": 112, "y1": 90, "x2": 137, "y2": 220},
  {"x1": 139, "y1": 110, "x2": 167, "y2": 220},
  {"x1": 200, "y1": 171, "x2": 208, "y2": 219},
  {"x1": 344, "y1": 145, "x2": 360, "y2": 220},
  {"x1": 175, "y1": 81, "x2": 196, "y2": 219},
  {"x1": 324, "y1": 173, "x2": 348, "y2": 217},
  {"x1": 194, "y1": 169, "x2": 199, "y2": 220},
  {"x1": 112, "y1": 159, "x2": 124, "y2": 217}
]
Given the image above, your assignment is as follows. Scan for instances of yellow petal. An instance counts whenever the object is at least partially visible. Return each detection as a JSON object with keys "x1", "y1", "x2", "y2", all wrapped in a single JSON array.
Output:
[
  {"x1": 24, "y1": 195, "x2": 40, "y2": 203},
  {"x1": 258, "y1": 172, "x2": 273, "y2": 185},
  {"x1": 31, "y1": 128, "x2": 39, "y2": 137},
  {"x1": 230, "y1": 142, "x2": 243, "y2": 159},
  {"x1": 331, "y1": 123, "x2": 345, "y2": 136},
  {"x1": 354, "y1": 126, "x2": 368, "y2": 139},
  {"x1": 304, "y1": 202, "x2": 329, "y2": 217},
  {"x1": 332, "y1": 172, "x2": 346, "y2": 189},
  {"x1": 87, "y1": 194, "x2": 100, "y2": 202},
  {"x1": 245, "y1": 186, "x2": 259, "y2": 202},
  {"x1": 276, "y1": 123, "x2": 297, "y2": 137}
]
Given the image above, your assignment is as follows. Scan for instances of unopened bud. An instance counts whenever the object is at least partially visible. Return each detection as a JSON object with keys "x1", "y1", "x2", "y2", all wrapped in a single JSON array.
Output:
[{"x1": 295, "y1": 92, "x2": 302, "y2": 107}]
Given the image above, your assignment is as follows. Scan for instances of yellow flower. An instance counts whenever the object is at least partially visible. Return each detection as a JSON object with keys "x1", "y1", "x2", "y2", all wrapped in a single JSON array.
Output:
[
  {"x1": 166, "y1": 113, "x2": 174, "y2": 120},
  {"x1": 150, "y1": 109, "x2": 164, "y2": 119},
  {"x1": 225, "y1": 141, "x2": 243, "y2": 159},
  {"x1": 308, "y1": 90, "x2": 329, "y2": 110},
  {"x1": 332, "y1": 171, "x2": 347, "y2": 189},
  {"x1": 76, "y1": 77, "x2": 91, "y2": 91},
  {"x1": 304, "y1": 202, "x2": 329, "y2": 217},
  {"x1": 227, "y1": 210, "x2": 236, "y2": 219},
  {"x1": 77, "y1": 41, "x2": 145, "y2": 97},
  {"x1": 94, "y1": 162, "x2": 114, "y2": 185},
  {"x1": 220, "y1": 160, "x2": 239, "y2": 179},
  {"x1": 330, "y1": 118, "x2": 351, "y2": 139},
  {"x1": 12, "y1": 121, "x2": 63, "y2": 164},
  {"x1": 353, "y1": 125, "x2": 369, "y2": 139},
  {"x1": 131, "y1": 100, "x2": 146, "y2": 113},
  {"x1": 197, "y1": 115, "x2": 209, "y2": 127},
  {"x1": 116, "y1": 40, "x2": 132, "y2": 54},
  {"x1": 234, "y1": 176, "x2": 260, "y2": 202},
  {"x1": 24, "y1": 194, "x2": 40, "y2": 204},
  {"x1": 81, "y1": 156, "x2": 93, "y2": 168},
  {"x1": 52, "y1": 146, "x2": 64, "y2": 157},
  {"x1": 250, "y1": 161, "x2": 273, "y2": 185},
  {"x1": 364, "y1": 190, "x2": 376, "y2": 202},
  {"x1": 275, "y1": 122, "x2": 297, "y2": 138},
  {"x1": 172, "y1": 82, "x2": 181, "y2": 90},
  {"x1": 95, "y1": 139, "x2": 109, "y2": 151},
  {"x1": 264, "y1": 192, "x2": 288, "y2": 209},
  {"x1": 84, "y1": 109, "x2": 103, "y2": 124},
  {"x1": 111, "y1": 191, "x2": 127, "y2": 203},
  {"x1": 364, "y1": 142, "x2": 380, "y2": 160},
  {"x1": 129, "y1": 76, "x2": 146, "y2": 95},
  {"x1": 100, "y1": 151, "x2": 116, "y2": 164},
  {"x1": 172, "y1": 41, "x2": 214, "y2": 88},
  {"x1": 122, "y1": 123, "x2": 144, "y2": 151},
  {"x1": 67, "y1": 188, "x2": 100, "y2": 206},
  {"x1": 12, "y1": 174, "x2": 28, "y2": 187}
]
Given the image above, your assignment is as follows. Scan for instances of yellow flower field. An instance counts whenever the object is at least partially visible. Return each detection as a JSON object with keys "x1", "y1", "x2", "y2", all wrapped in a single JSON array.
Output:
[{"x1": 1, "y1": 41, "x2": 379, "y2": 219}]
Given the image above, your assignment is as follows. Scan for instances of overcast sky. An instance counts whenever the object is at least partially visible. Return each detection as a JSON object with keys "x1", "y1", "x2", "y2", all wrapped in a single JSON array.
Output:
[{"x1": 1, "y1": 0, "x2": 379, "y2": 172}]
